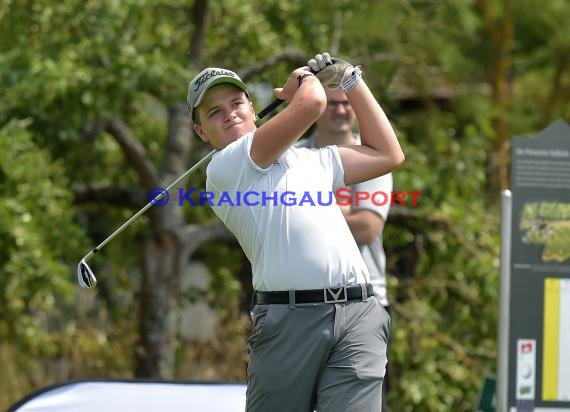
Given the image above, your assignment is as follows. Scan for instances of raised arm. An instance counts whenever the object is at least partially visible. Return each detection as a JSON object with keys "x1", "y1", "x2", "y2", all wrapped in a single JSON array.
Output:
[
  {"x1": 340, "y1": 79, "x2": 404, "y2": 185},
  {"x1": 309, "y1": 53, "x2": 405, "y2": 185},
  {"x1": 250, "y1": 67, "x2": 327, "y2": 168}
]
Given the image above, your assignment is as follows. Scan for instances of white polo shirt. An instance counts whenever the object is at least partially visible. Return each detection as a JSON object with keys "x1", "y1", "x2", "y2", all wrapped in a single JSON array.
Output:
[{"x1": 206, "y1": 132, "x2": 370, "y2": 292}]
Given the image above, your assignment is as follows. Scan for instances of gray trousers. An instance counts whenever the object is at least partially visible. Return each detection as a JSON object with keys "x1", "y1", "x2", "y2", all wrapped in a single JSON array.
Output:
[{"x1": 246, "y1": 296, "x2": 390, "y2": 412}]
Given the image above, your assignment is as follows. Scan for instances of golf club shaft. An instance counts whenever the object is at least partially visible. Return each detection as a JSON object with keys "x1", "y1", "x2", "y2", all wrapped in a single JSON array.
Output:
[
  {"x1": 256, "y1": 98, "x2": 284, "y2": 121},
  {"x1": 81, "y1": 149, "x2": 216, "y2": 262},
  {"x1": 81, "y1": 98, "x2": 285, "y2": 263}
]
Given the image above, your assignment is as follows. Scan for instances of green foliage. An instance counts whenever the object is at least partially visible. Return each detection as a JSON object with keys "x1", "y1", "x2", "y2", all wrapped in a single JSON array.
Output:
[
  {"x1": 0, "y1": 120, "x2": 86, "y2": 343},
  {"x1": 0, "y1": 0, "x2": 189, "y2": 156},
  {"x1": 385, "y1": 104, "x2": 499, "y2": 409},
  {"x1": 0, "y1": 120, "x2": 94, "y2": 402}
]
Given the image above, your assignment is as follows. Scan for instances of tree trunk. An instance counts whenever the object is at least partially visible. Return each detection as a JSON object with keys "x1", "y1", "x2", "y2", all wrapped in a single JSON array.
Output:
[
  {"x1": 188, "y1": 0, "x2": 209, "y2": 67},
  {"x1": 477, "y1": 0, "x2": 513, "y2": 191},
  {"x1": 135, "y1": 229, "x2": 181, "y2": 378},
  {"x1": 132, "y1": 103, "x2": 194, "y2": 378}
]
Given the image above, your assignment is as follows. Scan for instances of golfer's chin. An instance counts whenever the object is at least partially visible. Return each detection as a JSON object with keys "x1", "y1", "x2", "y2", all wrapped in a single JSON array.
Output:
[
  {"x1": 333, "y1": 125, "x2": 353, "y2": 134},
  {"x1": 228, "y1": 123, "x2": 254, "y2": 138},
  {"x1": 330, "y1": 119, "x2": 352, "y2": 130},
  {"x1": 221, "y1": 127, "x2": 249, "y2": 146}
]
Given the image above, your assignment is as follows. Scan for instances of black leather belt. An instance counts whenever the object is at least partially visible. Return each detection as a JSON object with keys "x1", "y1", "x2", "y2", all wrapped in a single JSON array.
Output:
[{"x1": 255, "y1": 284, "x2": 374, "y2": 305}]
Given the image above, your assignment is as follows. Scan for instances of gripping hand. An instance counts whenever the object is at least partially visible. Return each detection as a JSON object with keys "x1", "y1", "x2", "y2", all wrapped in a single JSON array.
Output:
[{"x1": 307, "y1": 52, "x2": 358, "y2": 91}]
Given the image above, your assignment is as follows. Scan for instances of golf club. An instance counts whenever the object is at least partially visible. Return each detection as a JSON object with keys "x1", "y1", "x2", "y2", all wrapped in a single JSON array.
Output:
[{"x1": 77, "y1": 98, "x2": 285, "y2": 289}]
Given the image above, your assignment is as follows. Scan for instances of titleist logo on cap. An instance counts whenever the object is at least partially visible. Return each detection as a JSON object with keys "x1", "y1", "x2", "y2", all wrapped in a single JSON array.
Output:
[{"x1": 193, "y1": 69, "x2": 237, "y2": 91}]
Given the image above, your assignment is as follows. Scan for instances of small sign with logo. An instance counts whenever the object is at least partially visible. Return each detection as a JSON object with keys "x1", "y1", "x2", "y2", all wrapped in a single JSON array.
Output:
[{"x1": 516, "y1": 339, "x2": 536, "y2": 411}]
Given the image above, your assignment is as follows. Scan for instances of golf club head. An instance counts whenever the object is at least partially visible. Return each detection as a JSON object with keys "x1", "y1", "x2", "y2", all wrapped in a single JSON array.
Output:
[{"x1": 78, "y1": 259, "x2": 97, "y2": 289}]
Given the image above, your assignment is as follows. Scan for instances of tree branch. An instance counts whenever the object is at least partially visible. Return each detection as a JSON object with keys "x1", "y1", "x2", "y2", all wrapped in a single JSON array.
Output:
[
  {"x1": 105, "y1": 117, "x2": 160, "y2": 190},
  {"x1": 239, "y1": 48, "x2": 307, "y2": 80},
  {"x1": 180, "y1": 222, "x2": 235, "y2": 257},
  {"x1": 188, "y1": 0, "x2": 208, "y2": 67},
  {"x1": 73, "y1": 185, "x2": 146, "y2": 208},
  {"x1": 160, "y1": 103, "x2": 195, "y2": 183},
  {"x1": 80, "y1": 121, "x2": 105, "y2": 143},
  {"x1": 389, "y1": 206, "x2": 481, "y2": 257}
]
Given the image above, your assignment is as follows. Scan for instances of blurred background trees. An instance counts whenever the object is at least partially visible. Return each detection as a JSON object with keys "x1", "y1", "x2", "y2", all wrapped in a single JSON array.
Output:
[{"x1": 1, "y1": 0, "x2": 568, "y2": 410}]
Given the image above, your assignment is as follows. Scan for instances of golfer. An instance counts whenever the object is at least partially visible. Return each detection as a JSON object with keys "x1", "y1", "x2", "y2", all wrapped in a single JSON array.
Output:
[{"x1": 186, "y1": 52, "x2": 404, "y2": 412}]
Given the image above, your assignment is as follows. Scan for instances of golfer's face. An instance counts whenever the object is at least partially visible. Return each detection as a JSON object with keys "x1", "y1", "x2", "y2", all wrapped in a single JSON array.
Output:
[
  {"x1": 319, "y1": 88, "x2": 356, "y2": 134},
  {"x1": 194, "y1": 84, "x2": 255, "y2": 149}
]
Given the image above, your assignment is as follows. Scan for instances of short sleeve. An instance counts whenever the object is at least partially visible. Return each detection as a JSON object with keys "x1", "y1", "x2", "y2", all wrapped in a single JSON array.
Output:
[
  {"x1": 351, "y1": 173, "x2": 393, "y2": 221},
  {"x1": 327, "y1": 145, "x2": 346, "y2": 191}
]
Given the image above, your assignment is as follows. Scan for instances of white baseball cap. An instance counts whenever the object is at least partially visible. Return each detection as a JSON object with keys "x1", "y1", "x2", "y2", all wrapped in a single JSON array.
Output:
[{"x1": 187, "y1": 67, "x2": 249, "y2": 122}]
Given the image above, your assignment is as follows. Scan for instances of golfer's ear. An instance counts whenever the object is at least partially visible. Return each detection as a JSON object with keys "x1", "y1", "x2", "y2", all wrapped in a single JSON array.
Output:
[{"x1": 194, "y1": 124, "x2": 208, "y2": 143}]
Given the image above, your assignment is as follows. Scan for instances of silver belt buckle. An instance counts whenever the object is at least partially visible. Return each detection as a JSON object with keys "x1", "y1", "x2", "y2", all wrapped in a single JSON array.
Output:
[{"x1": 324, "y1": 286, "x2": 348, "y2": 303}]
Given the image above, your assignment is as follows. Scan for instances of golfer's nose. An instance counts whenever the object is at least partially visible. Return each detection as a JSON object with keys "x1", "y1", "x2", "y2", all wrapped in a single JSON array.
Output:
[{"x1": 224, "y1": 111, "x2": 236, "y2": 122}]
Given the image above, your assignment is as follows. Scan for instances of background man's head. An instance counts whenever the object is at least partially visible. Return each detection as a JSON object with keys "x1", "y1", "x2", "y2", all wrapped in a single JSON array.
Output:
[{"x1": 315, "y1": 87, "x2": 357, "y2": 139}]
